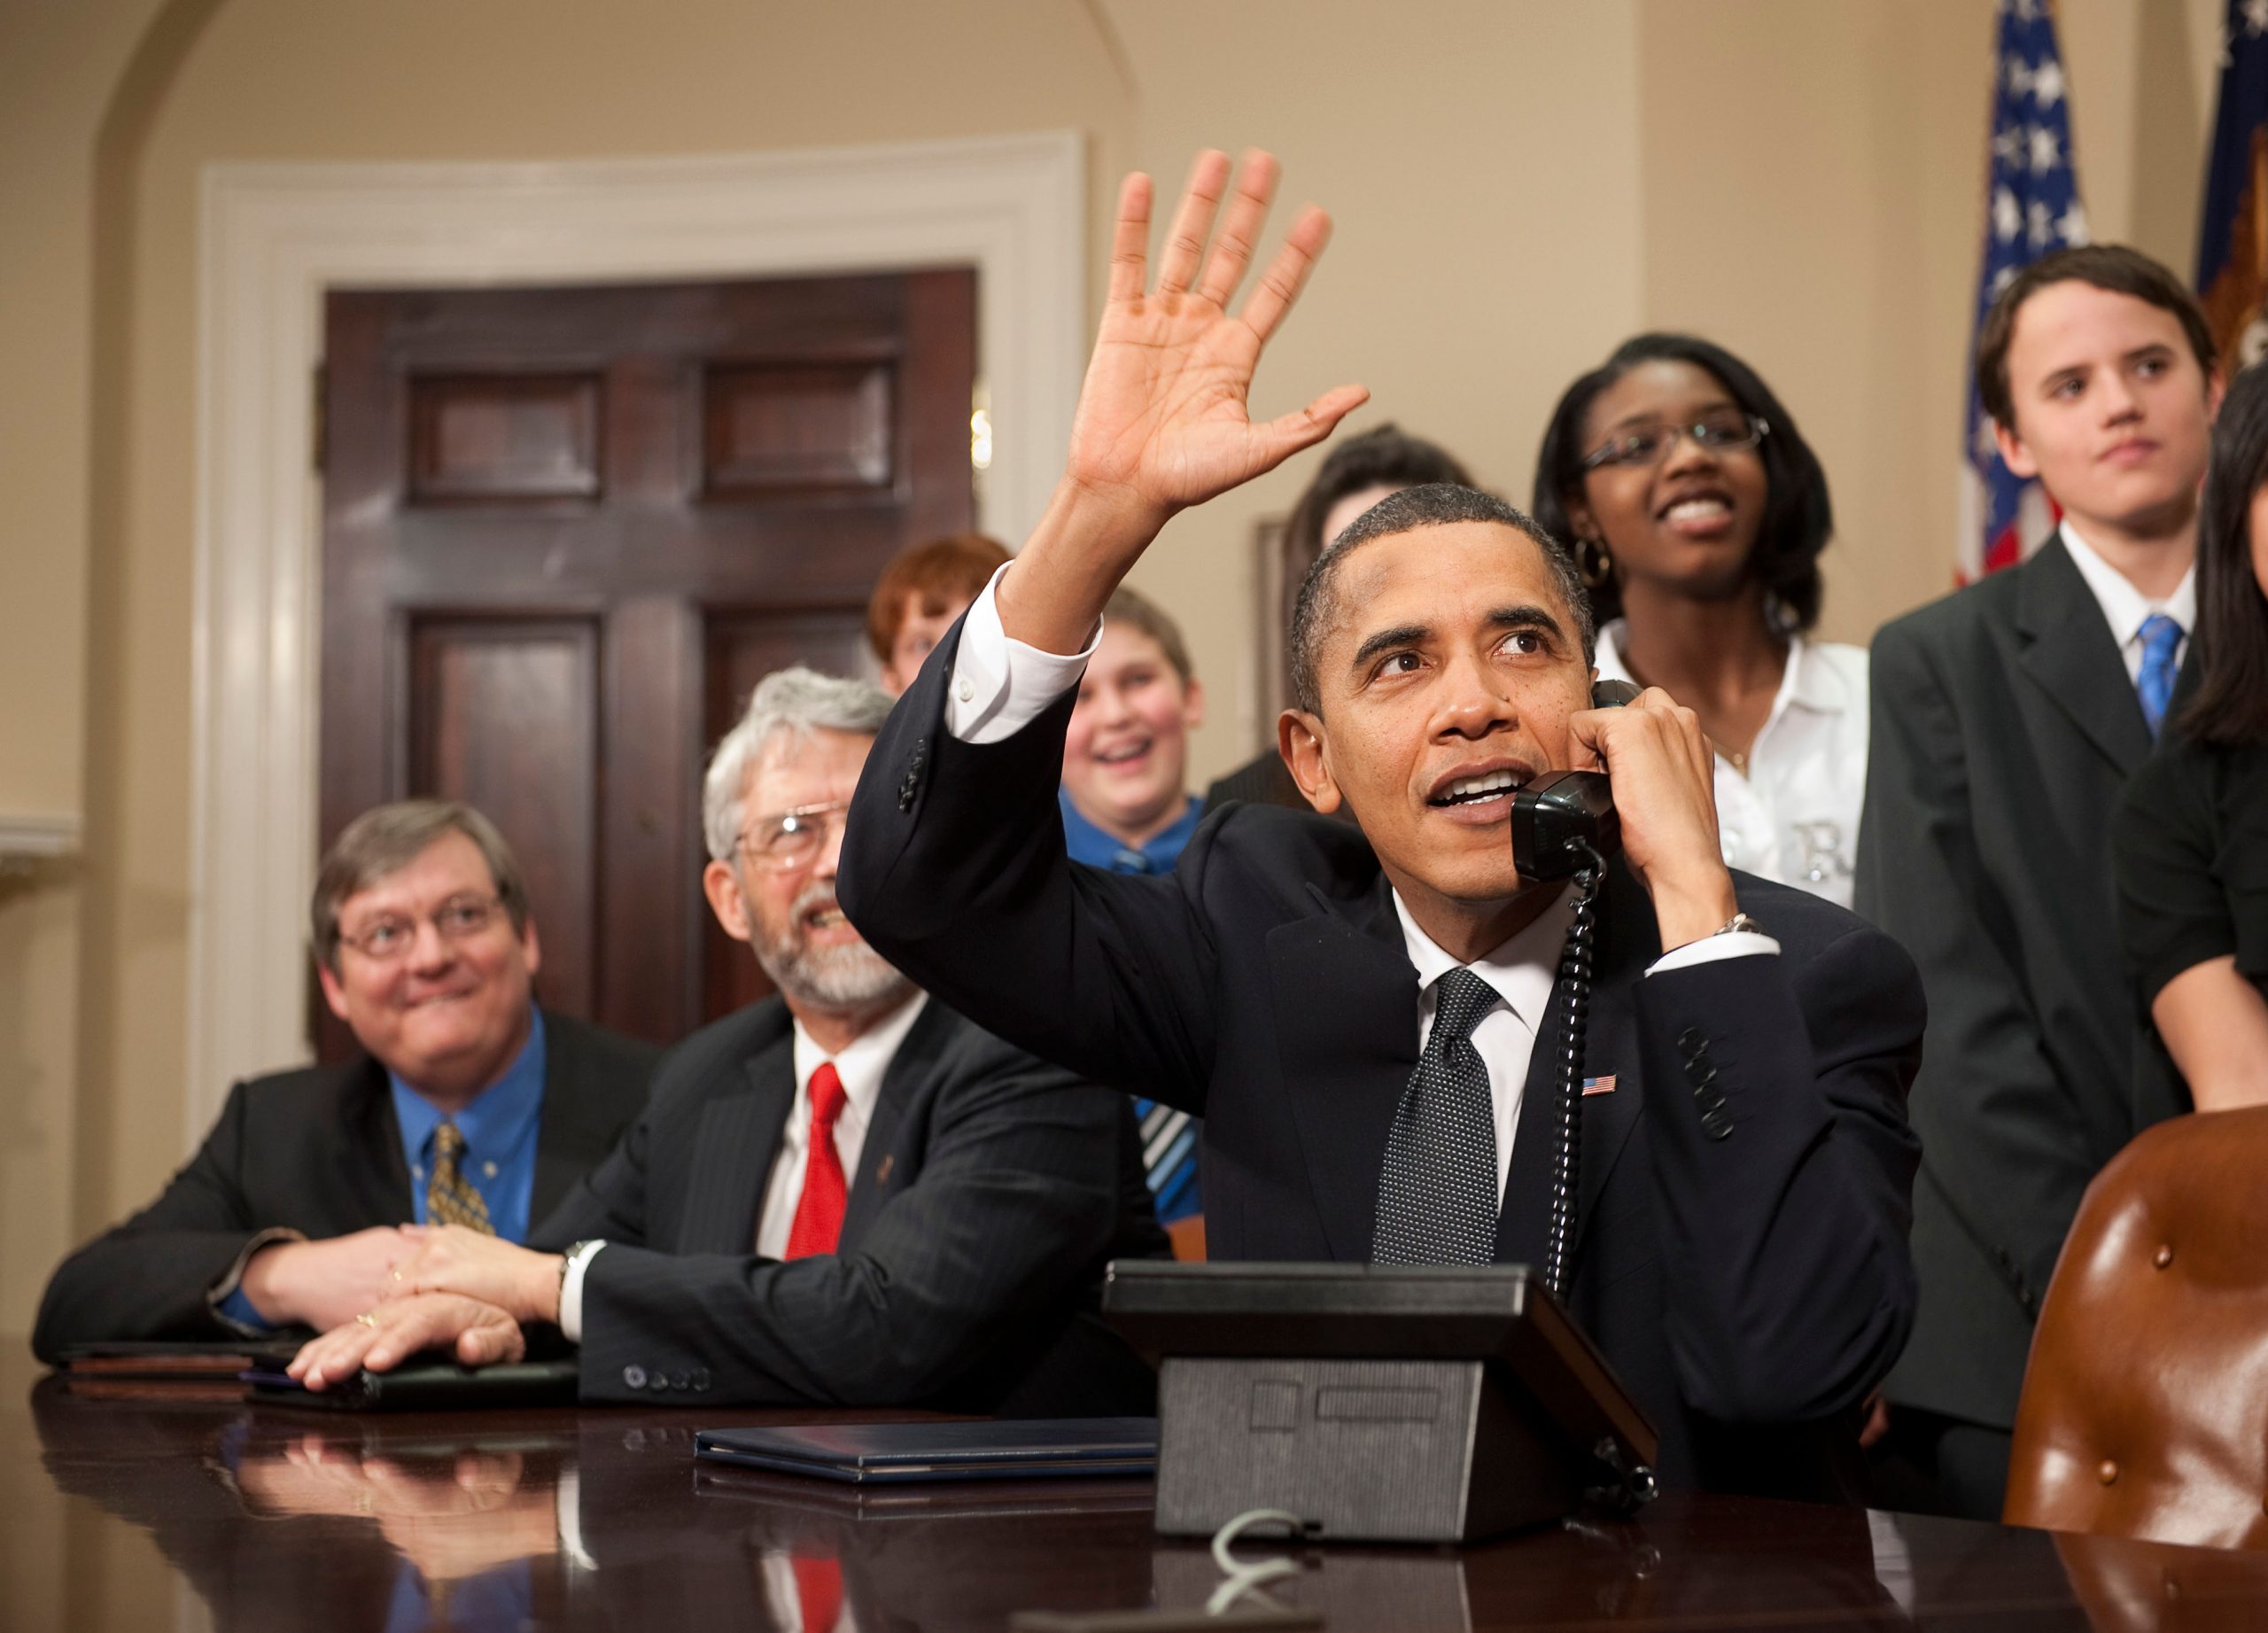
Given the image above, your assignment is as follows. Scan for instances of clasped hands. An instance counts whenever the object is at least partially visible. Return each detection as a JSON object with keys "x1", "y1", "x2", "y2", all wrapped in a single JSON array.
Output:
[{"x1": 285, "y1": 1225, "x2": 562, "y2": 1391}]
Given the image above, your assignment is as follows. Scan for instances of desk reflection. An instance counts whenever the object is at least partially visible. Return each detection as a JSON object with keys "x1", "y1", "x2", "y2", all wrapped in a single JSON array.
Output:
[{"x1": 32, "y1": 1375, "x2": 2268, "y2": 1633}]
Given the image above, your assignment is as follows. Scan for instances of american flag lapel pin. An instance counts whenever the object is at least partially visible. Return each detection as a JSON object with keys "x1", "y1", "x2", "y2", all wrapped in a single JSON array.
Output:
[{"x1": 1581, "y1": 1075, "x2": 1617, "y2": 1097}]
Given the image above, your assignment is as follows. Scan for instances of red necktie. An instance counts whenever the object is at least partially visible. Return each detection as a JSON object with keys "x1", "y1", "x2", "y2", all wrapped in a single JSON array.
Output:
[
  {"x1": 790, "y1": 1554, "x2": 843, "y2": 1632},
  {"x1": 784, "y1": 1062, "x2": 848, "y2": 1259}
]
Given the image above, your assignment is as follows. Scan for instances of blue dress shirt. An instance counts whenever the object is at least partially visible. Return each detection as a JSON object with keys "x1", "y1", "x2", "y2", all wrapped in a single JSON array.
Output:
[
  {"x1": 221, "y1": 1008, "x2": 548, "y2": 1328},
  {"x1": 1059, "y1": 789, "x2": 1204, "y2": 875},
  {"x1": 389, "y1": 1006, "x2": 548, "y2": 1242}
]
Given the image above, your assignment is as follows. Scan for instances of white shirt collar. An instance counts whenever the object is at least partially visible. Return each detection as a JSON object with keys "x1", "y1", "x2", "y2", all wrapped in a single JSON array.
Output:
[
  {"x1": 790, "y1": 989, "x2": 928, "y2": 1128},
  {"x1": 1390, "y1": 885, "x2": 1575, "y2": 1036},
  {"x1": 1592, "y1": 618, "x2": 1849, "y2": 720},
  {"x1": 2057, "y1": 521, "x2": 2196, "y2": 646}
]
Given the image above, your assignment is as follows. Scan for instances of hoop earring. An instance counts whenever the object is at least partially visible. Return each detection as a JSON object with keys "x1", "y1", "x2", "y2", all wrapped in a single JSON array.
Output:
[{"x1": 1576, "y1": 535, "x2": 1613, "y2": 588}]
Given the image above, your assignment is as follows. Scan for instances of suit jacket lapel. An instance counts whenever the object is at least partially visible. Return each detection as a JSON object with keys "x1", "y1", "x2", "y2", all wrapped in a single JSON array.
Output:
[
  {"x1": 680, "y1": 1029, "x2": 797, "y2": 1255},
  {"x1": 837, "y1": 998, "x2": 951, "y2": 1250},
  {"x1": 1270, "y1": 875, "x2": 1420, "y2": 1262},
  {"x1": 531, "y1": 1016, "x2": 626, "y2": 1225},
  {"x1": 2016, "y1": 533, "x2": 2152, "y2": 775},
  {"x1": 1493, "y1": 867, "x2": 1649, "y2": 1267},
  {"x1": 1570, "y1": 866, "x2": 1651, "y2": 1251},
  {"x1": 340, "y1": 1057, "x2": 416, "y2": 1220}
]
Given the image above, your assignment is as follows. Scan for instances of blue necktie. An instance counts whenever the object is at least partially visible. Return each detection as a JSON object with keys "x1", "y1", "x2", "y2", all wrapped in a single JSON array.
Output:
[{"x1": 2136, "y1": 613, "x2": 2182, "y2": 738}]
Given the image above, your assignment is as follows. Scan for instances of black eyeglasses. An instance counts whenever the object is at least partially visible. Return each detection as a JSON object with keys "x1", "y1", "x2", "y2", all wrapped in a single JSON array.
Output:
[{"x1": 1580, "y1": 412, "x2": 1769, "y2": 471}]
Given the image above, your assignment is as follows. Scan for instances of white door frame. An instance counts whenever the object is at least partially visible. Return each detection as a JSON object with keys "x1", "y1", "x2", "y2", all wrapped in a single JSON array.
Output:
[{"x1": 190, "y1": 132, "x2": 1084, "y2": 1140}]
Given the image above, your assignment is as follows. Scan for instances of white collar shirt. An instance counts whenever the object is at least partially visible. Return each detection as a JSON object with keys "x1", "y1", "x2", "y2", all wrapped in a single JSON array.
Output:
[
  {"x1": 1593, "y1": 619, "x2": 1869, "y2": 908},
  {"x1": 2056, "y1": 521, "x2": 2197, "y2": 686},
  {"x1": 1391, "y1": 887, "x2": 1577, "y2": 1201},
  {"x1": 754, "y1": 990, "x2": 930, "y2": 1258}
]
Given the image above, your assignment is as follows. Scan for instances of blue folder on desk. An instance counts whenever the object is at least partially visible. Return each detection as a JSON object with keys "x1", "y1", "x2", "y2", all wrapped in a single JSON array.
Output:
[{"x1": 693, "y1": 1418, "x2": 1157, "y2": 1484}]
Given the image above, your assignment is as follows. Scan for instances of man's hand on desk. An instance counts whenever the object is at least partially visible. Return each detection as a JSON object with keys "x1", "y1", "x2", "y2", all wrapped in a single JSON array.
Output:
[
  {"x1": 384, "y1": 1224, "x2": 563, "y2": 1325},
  {"x1": 238, "y1": 1226, "x2": 414, "y2": 1331},
  {"x1": 1000, "y1": 147, "x2": 1366, "y2": 657},
  {"x1": 287, "y1": 1292, "x2": 526, "y2": 1388}
]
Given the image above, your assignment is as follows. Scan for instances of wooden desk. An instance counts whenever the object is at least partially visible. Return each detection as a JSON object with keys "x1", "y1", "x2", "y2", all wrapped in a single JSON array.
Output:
[{"x1": 11, "y1": 1356, "x2": 2268, "y2": 1630}]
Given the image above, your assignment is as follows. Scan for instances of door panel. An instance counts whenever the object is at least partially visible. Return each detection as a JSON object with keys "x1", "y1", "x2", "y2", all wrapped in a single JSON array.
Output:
[
  {"x1": 319, "y1": 270, "x2": 975, "y2": 1060},
  {"x1": 407, "y1": 617, "x2": 600, "y2": 1020}
]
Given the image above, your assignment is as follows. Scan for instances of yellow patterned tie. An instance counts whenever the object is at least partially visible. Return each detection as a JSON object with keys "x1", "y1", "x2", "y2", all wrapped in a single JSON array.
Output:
[{"x1": 426, "y1": 1120, "x2": 495, "y2": 1234}]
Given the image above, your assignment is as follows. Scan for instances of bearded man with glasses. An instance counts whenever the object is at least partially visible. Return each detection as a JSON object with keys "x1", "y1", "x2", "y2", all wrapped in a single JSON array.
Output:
[
  {"x1": 34, "y1": 801, "x2": 659, "y2": 1361},
  {"x1": 286, "y1": 665, "x2": 1166, "y2": 1415}
]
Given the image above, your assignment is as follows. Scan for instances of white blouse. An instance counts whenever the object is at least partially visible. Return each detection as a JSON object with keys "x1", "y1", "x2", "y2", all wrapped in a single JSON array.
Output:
[{"x1": 1592, "y1": 619, "x2": 1870, "y2": 910}]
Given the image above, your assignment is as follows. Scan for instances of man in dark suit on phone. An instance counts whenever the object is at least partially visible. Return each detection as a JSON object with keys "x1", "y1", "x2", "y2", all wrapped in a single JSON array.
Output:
[
  {"x1": 1857, "y1": 245, "x2": 2221, "y2": 1519},
  {"x1": 835, "y1": 150, "x2": 1924, "y2": 1499},
  {"x1": 288, "y1": 666, "x2": 1163, "y2": 1416}
]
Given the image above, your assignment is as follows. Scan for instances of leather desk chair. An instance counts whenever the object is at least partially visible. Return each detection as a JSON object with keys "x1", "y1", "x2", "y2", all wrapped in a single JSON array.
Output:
[{"x1": 2004, "y1": 1107, "x2": 2268, "y2": 1549}]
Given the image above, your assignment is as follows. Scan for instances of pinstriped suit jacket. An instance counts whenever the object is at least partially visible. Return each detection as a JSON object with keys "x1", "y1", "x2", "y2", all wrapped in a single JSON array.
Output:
[{"x1": 532, "y1": 993, "x2": 1166, "y2": 1414}]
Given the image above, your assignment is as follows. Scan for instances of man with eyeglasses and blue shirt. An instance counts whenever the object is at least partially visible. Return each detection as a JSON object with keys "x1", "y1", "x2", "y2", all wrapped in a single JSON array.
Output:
[
  {"x1": 33, "y1": 800, "x2": 658, "y2": 1361},
  {"x1": 284, "y1": 667, "x2": 1165, "y2": 1415}
]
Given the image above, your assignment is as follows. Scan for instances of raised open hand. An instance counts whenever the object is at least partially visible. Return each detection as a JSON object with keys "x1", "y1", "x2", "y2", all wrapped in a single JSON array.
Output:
[{"x1": 1067, "y1": 149, "x2": 1368, "y2": 523}]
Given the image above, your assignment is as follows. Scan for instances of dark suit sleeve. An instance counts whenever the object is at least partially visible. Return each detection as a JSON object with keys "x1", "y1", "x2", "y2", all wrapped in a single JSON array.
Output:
[
  {"x1": 569, "y1": 1038, "x2": 1127, "y2": 1405},
  {"x1": 1855, "y1": 619, "x2": 2085, "y2": 1312},
  {"x1": 2113, "y1": 739, "x2": 2233, "y2": 1006},
  {"x1": 31, "y1": 1082, "x2": 278, "y2": 1360},
  {"x1": 838, "y1": 617, "x2": 1221, "y2": 1111},
  {"x1": 1638, "y1": 924, "x2": 1923, "y2": 1422}
]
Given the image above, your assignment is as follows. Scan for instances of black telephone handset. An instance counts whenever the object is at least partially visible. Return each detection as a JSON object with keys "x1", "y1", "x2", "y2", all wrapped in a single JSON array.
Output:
[
  {"x1": 1507, "y1": 677, "x2": 1638, "y2": 1300},
  {"x1": 1510, "y1": 679, "x2": 1638, "y2": 882}
]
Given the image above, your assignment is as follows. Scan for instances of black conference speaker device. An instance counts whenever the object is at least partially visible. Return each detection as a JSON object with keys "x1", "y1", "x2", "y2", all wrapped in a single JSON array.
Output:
[{"x1": 1102, "y1": 1262, "x2": 1658, "y2": 1544}]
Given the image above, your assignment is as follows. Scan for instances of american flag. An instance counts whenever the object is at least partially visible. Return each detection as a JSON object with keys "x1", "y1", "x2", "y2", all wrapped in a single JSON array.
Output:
[
  {"x1": 1960, "y1": 0, "x2": 2088, "y2": 583},
  {"x1": 2196, "y1": 0, "x2": 2268, "y2": 365}
]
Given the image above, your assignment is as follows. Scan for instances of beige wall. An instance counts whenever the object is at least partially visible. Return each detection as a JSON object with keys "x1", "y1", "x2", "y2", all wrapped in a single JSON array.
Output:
[{"x1": 0, "y1": 0, "x2": 2235, "y2": 1342}]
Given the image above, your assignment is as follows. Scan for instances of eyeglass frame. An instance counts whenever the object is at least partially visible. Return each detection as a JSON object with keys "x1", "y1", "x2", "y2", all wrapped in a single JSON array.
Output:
[
  {"x1": 1578, "y1": 411, "x2": 1771, "y2": 472},
  {"x1": 334, "y1": 892, "x2": 509, "y2": 961},
  {"x1": 734, "y1": 798, "x2": 853, "y2": 873}
]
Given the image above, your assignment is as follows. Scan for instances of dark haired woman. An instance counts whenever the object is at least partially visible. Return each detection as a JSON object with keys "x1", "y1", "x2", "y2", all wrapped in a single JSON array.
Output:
[
  {"x1": 1534, "y1": 334, "x2": 1866, "y2": 907},
  {"x1": 1204, "y1": 424, "x2": 1476, "y2": 812},
  {"x1": 2114, "y1": 360, "x2": 2268, "y2": 1114}
]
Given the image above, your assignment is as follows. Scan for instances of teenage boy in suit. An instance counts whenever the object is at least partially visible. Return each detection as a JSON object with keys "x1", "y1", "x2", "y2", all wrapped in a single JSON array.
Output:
[{"x1": 1857, "y1": 245, "x2": 2222, "y2": 1520}]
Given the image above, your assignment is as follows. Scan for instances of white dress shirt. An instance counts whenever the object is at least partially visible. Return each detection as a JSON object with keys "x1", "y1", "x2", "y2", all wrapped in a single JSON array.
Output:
[
  {"x1": 1592, "y1": 620, "x2": 1869, "y2": 909},
  {"x1": 557, "y1": 991, "x2": 928, "y2": 1340},
  {"x1": 2057, "y1": 521, "x2": 2196, "y2": 683},
  {"x1": 942, "y1": 568, "x2": 1778, "y2": 1208}
]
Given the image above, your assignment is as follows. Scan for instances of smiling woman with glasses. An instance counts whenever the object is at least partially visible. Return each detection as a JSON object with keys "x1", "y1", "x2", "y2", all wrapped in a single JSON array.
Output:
[{"x1": 1531, "y1": 332, "x2": 1868, "y2": 909}]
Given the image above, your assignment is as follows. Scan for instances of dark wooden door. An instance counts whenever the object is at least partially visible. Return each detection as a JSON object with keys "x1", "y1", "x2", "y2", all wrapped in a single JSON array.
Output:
[{"x1": 318, "y1": 271, "x2": 976, "y2": 1058}]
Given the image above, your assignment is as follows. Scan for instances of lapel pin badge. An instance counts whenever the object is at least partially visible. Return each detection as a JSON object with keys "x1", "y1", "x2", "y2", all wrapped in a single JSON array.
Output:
[
  {"x1": 1582, "y1": 1075, "x2": 1617, "y2": 1097},
  {"x1": 875, "y1": 1154, "x2": 895, "y2": 1185}
]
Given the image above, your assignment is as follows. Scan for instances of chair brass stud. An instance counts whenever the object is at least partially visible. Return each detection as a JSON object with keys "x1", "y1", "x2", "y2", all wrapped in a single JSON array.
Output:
[
  {"x1": 2098, "y1": 1459, "x2": 2119, "y2": 1485},
  {"x1": 2154, "y1": 1244, "x2": 2174, "y2": 1269}
]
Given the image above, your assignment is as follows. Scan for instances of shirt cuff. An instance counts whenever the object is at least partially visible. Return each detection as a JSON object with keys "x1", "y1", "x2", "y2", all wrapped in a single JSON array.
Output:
[
  {"x1": 1647, "y1": 929, "x2": 1781, "y2": 976},
  {"x1": 944, "y1": 565, "x2": 1101, "y2": 743},
  {"x1": 206, "y1": 1226, "x2": 308, "y2": 1334},
  {"x1": 556, "y1": 1240, "x2": 607, "y2": 1343}
]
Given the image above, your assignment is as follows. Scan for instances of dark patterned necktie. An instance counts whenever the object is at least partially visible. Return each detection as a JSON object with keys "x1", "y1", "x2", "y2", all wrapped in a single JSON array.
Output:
[
  {"x1": 1372, "y1": 967, "x2": 1501, "y2": 1264},
  {"x1": 426, "y1": 1120, "x2": 495, "y2": 1234}
]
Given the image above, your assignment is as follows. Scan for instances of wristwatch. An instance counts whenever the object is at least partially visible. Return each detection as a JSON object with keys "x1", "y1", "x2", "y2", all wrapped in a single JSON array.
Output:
[{"x1": 1713, "y1": 912, "x2": 1763, "y2": 937}]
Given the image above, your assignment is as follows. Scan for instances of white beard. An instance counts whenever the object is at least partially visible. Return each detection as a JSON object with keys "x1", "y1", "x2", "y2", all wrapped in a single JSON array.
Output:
[{"x1": 753, "y1": 882, "x2": 916, "y2": 1013}]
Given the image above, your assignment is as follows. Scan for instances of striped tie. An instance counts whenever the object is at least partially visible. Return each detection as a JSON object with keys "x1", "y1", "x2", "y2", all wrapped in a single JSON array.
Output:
[{"x1": 426, "y1": 1120, "x2": 495, "y2": 1234}]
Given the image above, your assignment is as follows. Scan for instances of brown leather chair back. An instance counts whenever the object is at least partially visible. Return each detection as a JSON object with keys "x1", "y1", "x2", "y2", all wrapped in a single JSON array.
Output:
[{"x1": 2005, "y1": 1107, "x2": 2268, "y2": 1548}]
